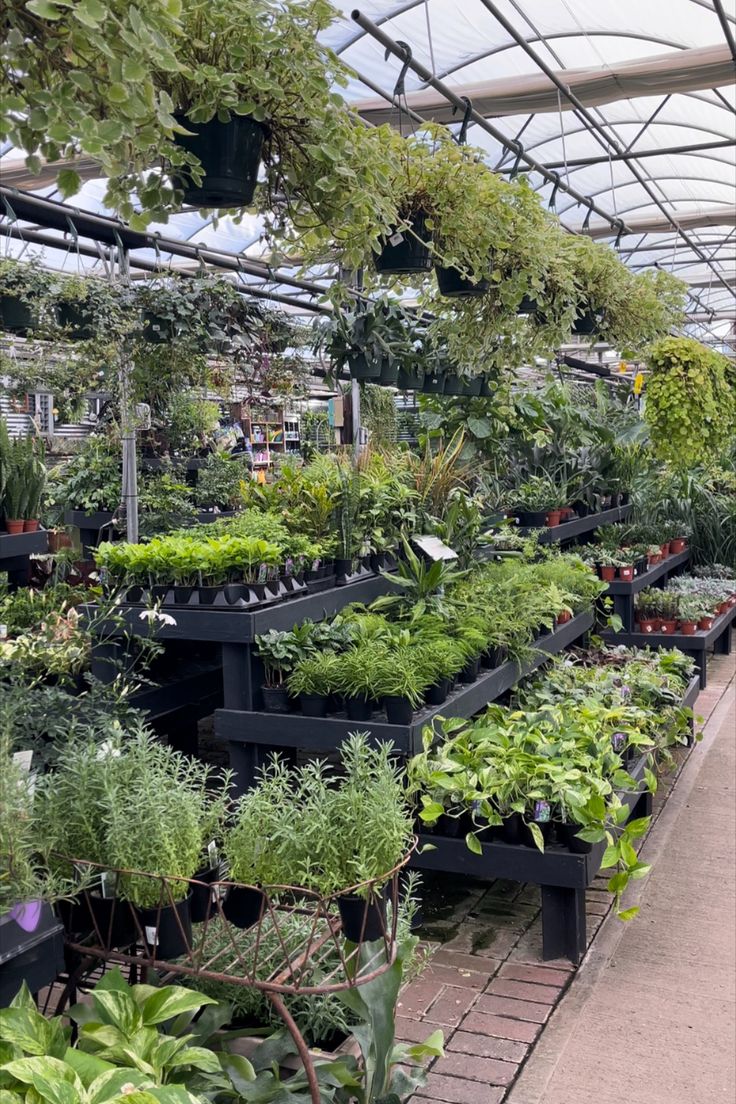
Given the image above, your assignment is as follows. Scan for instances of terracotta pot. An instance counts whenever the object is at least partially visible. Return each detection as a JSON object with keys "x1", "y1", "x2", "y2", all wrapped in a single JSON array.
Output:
[
  {"x1": 638, "y1": 618, "x2": 658, "y2": 634},
  {"x1": 698, "y1": 616, "x2": 714, "y2": 630},
  {"x1": 679, "y1": 620, "x2": 697, "y2": 636},
  {"x1": 669, "y1": 538, "x2": 687, "y2": 554},
  {"x1": 560, "y1": 507, "x2": 575, "y2": 520},
  {"x1": 546, "y1": 509, "x2": 562, "y2": 527},
  {"x1": 659, "y1": 619, "x2": 677, "y2": 633},
  {"x1": 4, "y1": 519, "x2": 24, "y2": 535},
  {"x1": 660, "y1": 542, "x2": 670, "y2": 557},
  {"x1": 717, "y1": 601, "x2": 730, "y2": 615},
  {"x1": 22, "y1": 519, "x2": 39, "y2": 532},
  {"x1": 48, "y1": 530, "x2": 73, "y2": 552},
  {"x1": 647, "y1": 554, "x2": 661, "y2": 567},
  {"x1": 599, "y1": 565, "x2": 616, "y2": 581},
  {"x1": 618, "y1": 565, "x2": 634, "y2": 581},
  {"x1": 556, "y1": 610, "x2": 572, "y2": 624}
]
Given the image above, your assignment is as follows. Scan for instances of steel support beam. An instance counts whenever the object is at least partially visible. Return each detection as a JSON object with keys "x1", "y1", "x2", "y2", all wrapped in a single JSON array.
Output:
[
  {"x1": 497, "y1": 138, "x2": 736, "y2": 172},
  {"x1": 713, "y1": 0, "x2": 736, "y2": 62}
]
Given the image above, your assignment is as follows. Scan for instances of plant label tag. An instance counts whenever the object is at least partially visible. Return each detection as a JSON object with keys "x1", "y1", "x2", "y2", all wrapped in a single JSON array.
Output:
[
  {"x1": 145, "y1": 926, "x2": 158, "y2": 947},
  {"x1": 13, "y1": 750, "x2": 33, "y2": 773},
  {"x1": 100, "y1": 871, "x2": 113, "y2": 899},
  {"x1": 534, "y1": 800, "x2": 551, "y2": 823},
  {"x1": 611, "y1": 732, "x2": 626, "y2": 752},
  {"x1": 389, "y1": 231, "x2": 405, "y2": 246},
  {"x1": 412, "y1": 535, "x2": 458, "y2": 562},
  {"x1": 207, "y1": 840, "x2": 218, "y2": 866},
  {"x1": 0, "y1": 624, "x2": 6, "y2": 640}
]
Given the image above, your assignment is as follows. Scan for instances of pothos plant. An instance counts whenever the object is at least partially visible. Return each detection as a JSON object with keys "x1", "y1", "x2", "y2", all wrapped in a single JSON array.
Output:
[{"x1": 645, "y1": 336, "x2": 735, "y2": 468}]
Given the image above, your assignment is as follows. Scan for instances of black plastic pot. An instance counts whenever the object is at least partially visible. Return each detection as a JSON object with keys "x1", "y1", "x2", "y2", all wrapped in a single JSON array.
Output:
[
  {"x1": 556, "y1": 822, "x2": 592, "y2": 854},
  {"x1": 300, "y1": 692, "x2": 328, "y2": 717},
  {"x1": 435, "y1": 265, "x2": 490, "y2": 299},
  {"x1": 572, "y1": 308, "x2": 600, "y2": 336},
  {"x1": 384, "y1": 695, "x2": 414, "y2": 725},
  {"x1": 335, "y1": 558, "x2": 355, "y2": 584},
  {"x1": 86, "y1": 893, "x2": 137, "y2": 949},
  {"x1": 479, "y1": 375, "x2": 495, "y2": 398},
  {"x1": 346, "y1": 695, "x2": 374, "y2": 721},
  {"x1": 517, "y1": 509, "x2": 548, "y2": 527},
  {"x1": 458, "y1": 656, "x2": 481, "y2": 684},
  {"x1": 58, "y1": 302, "x2": 96, "y2": 339},
  {"x1": 572, "y1": 500, "x2": 590, "y2": 518},
  {"x1": 422, "y1": 370, "x2": 446, "y2": 395},
  {"x1": 425, "y1": 677, "x2": 451, "y2": 706},
  {"x1": 338, "y1": 892, "x2": 386, "y2": 942},
  {"x1": 374, "y1": 210, "x2": 432, "y2": 275},
  {"x1": 150, "y1": 584, "x2": 170, "y2": 602},
  {"x1": 443, "y1": 374, "x2": 467, "y2": 397},
  {"x1": 125, "y1": 585, "x2": 145, "y2": 604},
  {"x1": 262, "y1": 685, "x2": 290, "y2": 714},
  {"x1": 397, "y1": 365, "x2": 425, "y2": 390},
  {"x1": 190, "y1": 865, "x2": 220, "y2": 923},
  {"x1": 0, "y1": 294, "x2": 36, "y2": 334},
  {"x1": 378, "y1": 358, "x2": 399, "y2": 386},
  {"x1": 223, "y1": 885, "x2": 266, "y2": 930},
  {"x1": 142, "y1": 310, "x2": 176, "y2": 344},
  {"x1": 500, "y1": 813, "x2": 523, "y2": 846},
  {"x1": 172, "y1": 114, "x2": 266, "y2": 208},
  {"x1": 173, "y1": 585, "x2": 195, "y2": 604},
  {"x1": 197, "y1": 585, "x2": 221, "y2": 605},
  {"x1": 463, "y1": 376, "x2": 483, "y2": 397},
  {"x1": 224, "y1": 583, "x2": 252, "y2": 605},
  {"x1": 481, "y1": 645, "x2": 507, "y2": 670},
  {"x1": 349, "y1": 353, "x2": 381, "y2": 381},
  {"x1": 521, "y1": 819, "x2": 553, "y2": 848},
  {"x1": 138, "y1": 894, "x2": 192, "y2": 960},
  {"x1": 517, "y1": 294, "x2": 539, "y2": 315}
]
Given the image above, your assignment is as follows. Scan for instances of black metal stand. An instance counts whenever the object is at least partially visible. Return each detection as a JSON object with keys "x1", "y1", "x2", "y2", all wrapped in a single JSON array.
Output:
[
  {"x1": 601, "y1": 608, "x2": 735, "y2": 688},
  {"x1": 604, "y1": 550, "x2": 691, "y2": 631}
]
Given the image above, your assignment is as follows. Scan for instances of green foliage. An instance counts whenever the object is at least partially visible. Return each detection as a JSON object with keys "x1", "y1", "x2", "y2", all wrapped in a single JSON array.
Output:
[
  {"x1": 194, "y1": 453, "x2": 250, "y2": 510},
  {"x1": 645, "y1": 337, "x2": 735, "y2": 468},
  {"x1": 0, "y1": 430, "x2": 46, "y2": 521}
]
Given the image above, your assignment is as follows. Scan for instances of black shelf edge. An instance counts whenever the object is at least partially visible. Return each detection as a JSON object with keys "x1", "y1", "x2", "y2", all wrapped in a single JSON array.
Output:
[
  {"x1": 682, "y1": 674, "x2": 701, "y2": 710},
  {"x1": 0, "y1": 529, "x2": 49, "y2": 560},
  {"x1": 215, "y1": 610, "x2": 595, "y2": 755},
  {"x1": 523, "y1": 504, "x2": 632, "y2": 544},
  {"x1": 604, "y1": 549, "x2": 690, "y2": 595},
  {"x1": 83, "y1": 574, "x2": 397, "y2": 644},
  {"x1": 129, "y1": 662, "x2": 223, "y2": 721},
  {"x1": 601, "y1": 604, "x2": 736, "y2": 651},
  {"x1": 64, "y1": 509, "x2": 115, "y2": 530}
]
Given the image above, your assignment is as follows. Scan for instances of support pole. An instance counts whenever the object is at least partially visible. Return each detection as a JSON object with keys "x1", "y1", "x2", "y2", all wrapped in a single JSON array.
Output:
[{"x1": 116, "y1": 248, "x2": 138, "y2": 543}]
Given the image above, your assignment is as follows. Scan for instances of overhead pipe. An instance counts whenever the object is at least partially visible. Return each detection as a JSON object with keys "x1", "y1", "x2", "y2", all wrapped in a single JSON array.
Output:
[{"x1": 497, "y1": 138, "x2": 736, "y2": 172}]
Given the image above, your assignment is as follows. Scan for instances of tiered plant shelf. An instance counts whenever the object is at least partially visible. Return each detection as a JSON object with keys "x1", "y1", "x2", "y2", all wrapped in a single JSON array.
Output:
[
  {"x1": 517, "y1": 503, "x2": 632, "y2": 545},
  {"x1": 601, "y1": 605, "x2": 735, "y2": 689},
  {"x1": 217, "y1": 610, "x2": 595, "y2": 785},
  {"x1": 0, "y1": 526, "x2": 49, "y2": 587},
  {"x1": 66, "y1": 508, "x2": 236, "y2": 558},
  {"x1": 413, "y1": 673, "x2": 700, "y2": 963},
  {"x1": 604, "y1": 548, "x2": 691, "y2": 631}
]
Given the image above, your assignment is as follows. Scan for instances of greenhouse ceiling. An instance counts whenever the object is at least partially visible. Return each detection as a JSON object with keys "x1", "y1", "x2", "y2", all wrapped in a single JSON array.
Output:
[{"x1": 1, "y1": 0, "x2": 734, "y2": 347}]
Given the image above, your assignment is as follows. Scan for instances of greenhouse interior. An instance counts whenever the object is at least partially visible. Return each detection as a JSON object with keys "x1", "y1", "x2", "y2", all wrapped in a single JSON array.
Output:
[{"x1": 0, "y1": 1, "x2": 735, "y2": 1102}]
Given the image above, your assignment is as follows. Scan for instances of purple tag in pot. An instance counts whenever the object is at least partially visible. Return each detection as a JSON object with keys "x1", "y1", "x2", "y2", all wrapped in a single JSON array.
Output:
[
  {"x1": 611, "y1": 731, "x2": 626, "y2": 752},
  {"x1": 9, "y1": 900, "x2": 42, "y2": 933},
  {"x1": 534, "y1": 800, "x2": 551, "y2": 823}
]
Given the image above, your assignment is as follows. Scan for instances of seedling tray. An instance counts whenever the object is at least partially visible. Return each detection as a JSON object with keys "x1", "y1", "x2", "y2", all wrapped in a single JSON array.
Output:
[
  {"x1": 601, "y1": 605, "x2": 735, "y2": 688},
  {"x1": 217, "y1": 610, "x2": 594, "y2": 762}
]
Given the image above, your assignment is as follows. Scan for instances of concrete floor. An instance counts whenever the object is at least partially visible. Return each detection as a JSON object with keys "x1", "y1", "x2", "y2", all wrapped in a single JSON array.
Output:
[{"x1": 506, "y1": 654, "x2": 736, "y2": 1104}]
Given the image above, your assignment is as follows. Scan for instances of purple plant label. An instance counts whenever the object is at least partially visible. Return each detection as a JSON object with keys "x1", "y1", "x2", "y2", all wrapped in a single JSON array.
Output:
[
  {"x1": 620, "y1": 684, "x2": 631, "y2": 699},
  {"x1": 9, "y1": 900, "x2": 42, "y2": 933},
  {"x1": 534, "y1": 800, "x2": 551, "y2": 823},
  {"x1": 611, "y1": 732, "x2": 626, "y2": 752},
  {"x1": 258, "y1": 563, "x2": 268, "y2": 583},
  {"x1": 284, "y1": 557, "x2": 294, "y2": 577}
]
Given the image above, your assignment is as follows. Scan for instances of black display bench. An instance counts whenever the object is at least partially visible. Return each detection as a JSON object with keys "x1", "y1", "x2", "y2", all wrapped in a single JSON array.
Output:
[
  {"x1": 601, "y1": 604, "x2": 735, "y2": 689},
  {"x1": 0, "y1": 528, "x2": 49, "y2": 588},
  {"x1": 604, "y1": 549, "x2": 691, "y2": 631},
  {"x1": 128, "y1": 655, "x2": 223, "y2": 757},
  {"x1": 218, "y1": 610, "x2": 595, "y2": 789},
  {"x1": 413, "y1": 673, "x2": 700, "y2": 963}
]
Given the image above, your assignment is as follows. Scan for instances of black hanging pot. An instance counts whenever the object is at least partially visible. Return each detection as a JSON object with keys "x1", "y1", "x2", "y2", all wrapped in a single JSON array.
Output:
[
  {"x1": 422, "y1": 369, "x2": 446, "y2": 395},
  {"x1": 261, "y1": 685, "x2": 290, "y2": 714},
  {"x1": 0, "y1": 295, "x2": 36, "y2": 334},
  {"x1": 142, "y1": 311, "x2": 176, "y2": 344},
  {"x1": 517, "y1": 294, "x2": 539, "y2": 316},
  {"x1": 137, "y1": 894, "x2": 193, "y2": 960},
  {"x1": 479, "y1": 375, "x2": 495, "y2": 398},
  {"x1": 349, "y1": 352, "x2": 381, "y2": 381},
  {"x1": 462, "y1": 376, "x2": 483, "y2": 397},
  {"x1": 384, "y1": 695, "x2": 415, "y2": 725},
  {"x1": 172, "y1": 114, "x2": 266, "y2": 208},
  {"x1": 58, "y1": 302, "x2": 96, "y2": 340},
  {"x1": 572, "y1": 307, "x2": 601, "y2": 336},
  {"x1": 374, "y1": 210, "x2": 432, "y2": 275},
  {"x1": 378, "y1": 358, "x2": 399, "y2": 386},
  {"x1": 435, "y1": 265, "x2": 490, "y2": 299},
  {"x1": 338, "y1": 892, "x2": 386, "y2": 942},
  {"x1": 397, "y1": 364, "x2": 424, "y2": 390},
  {"x1": 443, "y1": 374, "x2": 467, "y2": 397},
  {"x1": 223, "y1": 885, "x2": 266, "y2": 930}
]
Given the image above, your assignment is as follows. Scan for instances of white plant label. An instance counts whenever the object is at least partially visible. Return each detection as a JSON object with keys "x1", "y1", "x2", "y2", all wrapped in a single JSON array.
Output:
[
  {"x1": 145, "y1": 926, "x2": 158, "y2": 947},
  {"x1": 207, "y1": 840, "x2": 218, "y2": 866},
  {"x1": 388, "y1": 231, "x2": 405, "y2": 246}
]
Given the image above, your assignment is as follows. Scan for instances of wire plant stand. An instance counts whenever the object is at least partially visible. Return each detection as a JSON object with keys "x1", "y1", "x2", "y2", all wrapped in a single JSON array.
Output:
[{"x1": 56, "y1": 843, "x2": 416, "y2": 1104}]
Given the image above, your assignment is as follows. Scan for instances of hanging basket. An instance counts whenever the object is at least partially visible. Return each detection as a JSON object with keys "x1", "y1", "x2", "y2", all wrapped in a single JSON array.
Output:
[
  {"x1": 0, "y1": 294, "x2": 37, "y2": 334},
  {"x1": 462, "y1": 375, "x2": 483, "y2": 397},
  {"x1": 374, "y1": 210, "x2": 432, "y2": 275},
  {"x1": 172, "y1": 114, "x2": 266, "y2": 208},
  {"x1": 443, "y1": 373, "x2": 466, "y2": 396},
  {"x1": 397, "y1": 364, "x2": 425, "y2": 390},
  {"x1": 517, "y1": 294, "x2": 539, "y2": 315},
  {"x1": 348, "y1": 353, "x2": 381, "y2": 381},
  {"x1": 572, "y1": 307, "x2": 603, "y2": 336},
  {"x1": 422, "y1": 369, "x2": 446, "y2": 395},
  {"x1": 378, "y1": 358, "x2": 399, "y2": 386},
  {"x1": 479, "y1": 375, "x2": 495, "y2": 397},
  {"x1": 435, "y1": 265, "x2": 490, "y2": 299},
  {"x1": 58, "y1": 302, "x2": 96, "y2": 340}
]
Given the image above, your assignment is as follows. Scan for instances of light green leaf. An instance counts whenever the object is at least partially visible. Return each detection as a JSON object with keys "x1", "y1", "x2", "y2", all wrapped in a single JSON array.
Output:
[{"x1": 141, "y1": 988, "x2": 215, "y2": 1028}]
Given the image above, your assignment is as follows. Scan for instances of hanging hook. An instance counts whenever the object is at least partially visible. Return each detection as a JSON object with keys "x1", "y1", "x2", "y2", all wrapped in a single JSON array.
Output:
[
  {"x1": 388, "y1": 41, "x2": 413, "y2": 100},
  {"x1": 509, "y1": 143, "x2": 524, "y2": 179},
  {"x1": 548, "y1": 171, "x2": 561, "y2": 210},
  {"x1": 453, "y1": 96, "x2": 473, "y2": 145},
  {"x1": 582, "y1": 196, "x2": 594, "y2": 231},
  {"x1": 614, "y1": 218, "x2": 625, "y2": 249}
]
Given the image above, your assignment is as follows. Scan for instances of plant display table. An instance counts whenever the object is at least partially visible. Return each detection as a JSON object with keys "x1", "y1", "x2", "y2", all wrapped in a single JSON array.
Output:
[
  {"x1": 604, "y1": 548, "x2": 691, "y2": 631},
  {"x1": 0, "y1": 527, "x2": 49, "y2": 588},
  {"x1": 520, "y1": 504, "x2": 632, "y2": 545},
  {"x1": 413, "y1": 674, "x2": 700, "y2": 963},
  {"x1": 65, "y1": 508, "x2": 237, "y2": 558},
  {"x1": 219, "y1": 610, "x2": 594, "y2": 791},
  {"x1": 601, "y1": 605, "x2": 734, "y2": 688},
  {"x1": 128, "y1": 656, "x2": 223, "y2": 756}
]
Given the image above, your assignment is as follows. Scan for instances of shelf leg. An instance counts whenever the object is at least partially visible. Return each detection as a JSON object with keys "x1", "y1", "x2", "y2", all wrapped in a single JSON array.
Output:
[
  {"x1": 222, "y1": 643, "x2": 254, "y2": 710},
  {"x1": 715, "y1": 627, "x2": 732, "y2": 656},
  {"x1": 227, "y1": 741, "x2": 266, "y2": 796},
  {"x1": 612, "y1": 593, "x2": 634, "y2": 632},
  {"x1": 541, "y1": 885, "x2": 586, "y2": 963}
]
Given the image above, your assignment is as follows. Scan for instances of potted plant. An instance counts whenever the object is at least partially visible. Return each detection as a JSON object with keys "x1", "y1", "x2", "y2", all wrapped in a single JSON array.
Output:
[
  {"x1": 657, "y1": 592, "x2": 680, "y2": 634},
  {"x1": 677, "y1": 599, "x2": 701, "y2": 636},
  {"x1": 372, "y1": 645, "x2": 433, "y2": 725},
  {"x1": 255, "y1": 629, "x2": 304, "y2": 713},
  {"x1": 595, "y1": 551, "x2": 620, "y2": 583},
  {"x1": 635, "y1": 590, "x2": 660, "y2": 633},
  {"x1": 512, "y1": 474, "x2": 561, "y2": 527},
  {"x1": 335, "y1": 644, "x2": 382, "y2": 721},
  {"x1": 287, "y1": 652, "x2": 341, "y2": 717},
  {"x1": 647, "y1": 543, "x2": 663, "y2": 567},
  {"x1": 0, "y1": 259, "x2": 55, "y2": 334},
  {"x1": 54, "y1": 276, "x2": 123, "y2": 340}
]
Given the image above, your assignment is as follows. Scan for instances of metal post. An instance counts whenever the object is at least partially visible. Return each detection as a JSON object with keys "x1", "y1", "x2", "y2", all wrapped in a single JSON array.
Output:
[{"x1": 116, "y1": 247, "x2": 138, "y2": 543}]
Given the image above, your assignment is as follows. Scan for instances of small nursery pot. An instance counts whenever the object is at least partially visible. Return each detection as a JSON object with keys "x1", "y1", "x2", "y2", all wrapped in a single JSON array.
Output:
[
  {"x1": 698, "y1": 616, "x2": 715, "y2": 630},
  {"x1": 556, "y1": 610, "x2": 573, "y2": 625},
  {"x1": 261, "y1": 685, "x2": 291, "y2": 714},
  {"x1": 556, "y1": 822, "x2": 593, "y2": 855},
  {"x1": 545, "y1": 509, "x2": 562, "y2": 527},
  {"x1": 669, "y1": 537, "x2": 687, "y2": 554},
  {"x1": 300, "y1": 693, "x2": 328, "y2": 717},
  {"x1": 173, "y1": 585, "x2": 195, "y2": 604},
  {"x1": 425, "y1": 678, "x2": 451, "y2": 706},
  {"x1": 599, "y1": 565, "x2": 616, "y2": 582},
  {"x1": 22, "y1": 519, "x2": 40, "y2": 532},
  {"x1": 384, "y1": 695, "x2": 415, "y2": 725},
  {"x1": 717, "y1": 601, "x2": 730, "y2": 615},
  {"x1": 422, "y1": 369, "x2": 446, "y2": 395},
  {"x1": 338, "y1": 892, "x2": 386, "y2": 943},
  {"x1": 618, "y1": 565, "x2": 634, "y2": 582},
  {"x1": 521, "y1": 818, "x2": 553, "y2": 848},
  {"x1": 516, "y1": 509, "x2": 548, "y2": 527},
  {"x1": 345, "y1": 695, "x2": 375, "y2": 721},
  {"x1": 637, "y1": 618, "x2": 658, "y2": 634},
  {"x1": 647, "y1": 553, "x2": 662, "y2": 567},
  {"x1": 150, "y1": 584, "x2": 170, "y2": 602},
  {"x1": 374, "y1": 210, "x2": 432, "y2": 275},
  {"x1": 679, "y1": 620, "x2": 697, "y2": 636},
  {"x1": 190, "y1": 865, "x2": 221, "y2": 924},
  {"x1": 224, "y1": 583, "x2": 252, "y2": 605},
  {"x1": 4, "y1": 519, "x2": 24, "y2": 535},
  {"x1": 500, "y1": 812, "x2": 524, "y2": 846},
  {"x1": 481, "y1": 645, "x2": 507, "y2": 670},
  {"x1": 658, "y1": 619, "x2": 677, "y2": 634},
  {"x1": 660, "y1": 542, "x2": 671, "y2": 558},
  {"x1": 458, "y1": 656, "x2": 481, "y2": 684},
  {"x1": 198, "y1": 585, "x2": 221, "y2": 605},
  {"x1": 335, "y1": 557, "x2": 355, "y2": 581},
  {"x1": 223, "y1": 885, "x2": 266, "y2": 930},
  {"x1": 138, "y1": 894, "x2": 193, "y2": 960},
  {"x1": 572, "y1": 500, "x2": 590, "y2": 517}
]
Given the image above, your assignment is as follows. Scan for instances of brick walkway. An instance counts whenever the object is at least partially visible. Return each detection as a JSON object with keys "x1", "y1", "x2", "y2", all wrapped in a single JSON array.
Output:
[{"x1": 403, "y1": 645, "x2": 735, "y2": 1104}]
